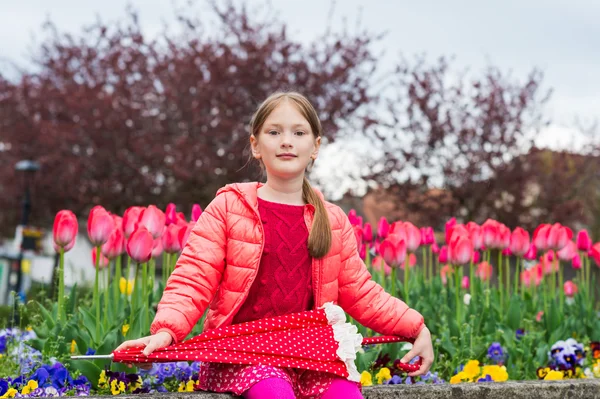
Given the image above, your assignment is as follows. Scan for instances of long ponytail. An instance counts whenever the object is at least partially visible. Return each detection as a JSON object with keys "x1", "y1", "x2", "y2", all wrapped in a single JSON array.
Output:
[{"x1": 302, "y1": 176, "x2": 332, "y2": 258}]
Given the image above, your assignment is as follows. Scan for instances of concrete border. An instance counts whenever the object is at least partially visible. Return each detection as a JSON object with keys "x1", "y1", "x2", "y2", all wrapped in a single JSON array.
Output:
[{"x1": 85, "y1": 379, "x2": 600, "y2": 398}]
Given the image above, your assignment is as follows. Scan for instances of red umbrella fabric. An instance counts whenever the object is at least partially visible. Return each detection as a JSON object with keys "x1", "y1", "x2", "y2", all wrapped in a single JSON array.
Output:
[{"x1": 101, "y1": 303, "x2": 419, "y2": 382}]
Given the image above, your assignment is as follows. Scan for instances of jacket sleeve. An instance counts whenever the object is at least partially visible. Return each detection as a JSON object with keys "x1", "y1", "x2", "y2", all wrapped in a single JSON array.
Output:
[
  {"x1": 150, "y1": 193, "x2": 228, "y2": 343},
  {"x1": 336, "y1": 211, "x2": 425, "y2": 338}
]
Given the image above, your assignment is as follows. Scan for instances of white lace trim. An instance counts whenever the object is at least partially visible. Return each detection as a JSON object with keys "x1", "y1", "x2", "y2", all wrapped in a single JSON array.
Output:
[{"x1": 322, "y1": 302, "x2": 363, "y2": 382}]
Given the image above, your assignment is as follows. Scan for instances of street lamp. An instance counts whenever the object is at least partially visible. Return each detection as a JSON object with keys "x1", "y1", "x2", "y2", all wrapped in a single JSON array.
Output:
[{"x1": 8, "y1": 160, "x2": 40, "y2": 318}]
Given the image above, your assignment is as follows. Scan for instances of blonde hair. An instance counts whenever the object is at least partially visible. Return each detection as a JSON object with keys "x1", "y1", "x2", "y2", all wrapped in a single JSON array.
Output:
[{"x1": 249, "y1": 92, "x2": 332, "y2": 258}]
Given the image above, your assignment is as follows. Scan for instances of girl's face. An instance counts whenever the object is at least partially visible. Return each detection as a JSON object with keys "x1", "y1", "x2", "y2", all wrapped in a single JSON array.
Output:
[{"x1": 251, "y1": 100, "x2": 321, "y2": 180}]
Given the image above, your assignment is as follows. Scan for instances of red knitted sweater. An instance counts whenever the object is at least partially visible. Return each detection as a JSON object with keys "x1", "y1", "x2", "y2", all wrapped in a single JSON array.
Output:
[{"x1": 232, "y1": 197, "x2": 313, "y2": 324}]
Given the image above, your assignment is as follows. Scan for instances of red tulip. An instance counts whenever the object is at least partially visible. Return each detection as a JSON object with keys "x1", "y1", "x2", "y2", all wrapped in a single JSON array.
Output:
[
  {"x1": 191, "y1": 204, "x2": 203, "y2": 223},
  {"x1": 547, "y1": 223, "x2": 573, "y2": 250},
  {"x1": 162, "y1": 224, "x2": 183, "y2": 254},
  {"x1": 87, "y1": 206, "x2": 115, "y2": 246},
  {"x1": 152, "y1": 237, "x2": 164, "y2": 258},
  {"x1": 438, "y1": 245, "x2": 448, "y2": 263},
  {"x1": 475, "y1": 261, "x2": 493, "y2": 281},
  {"x1": 440, "y1": 264, "x2": 453, "y2": 285},
  {"x1": 576, "y1": 230, "x2": 592, "y2": 252},
  {"x1": 362, "y1": 223, "x2": 373, "y2": 242},
  {"x1": 591, "y1": 242, "x2": 600, "y2": 267},
  {"x1": 178, "y1": 222, "x2": 195, "y2": 249},
  {"x1": 449, "y1": 236, "x2": 473, "y2": 265},
  {"x1": 165, "y1": 203, "x2": 177, "y2": 226},
  {"x1": 445, "y1": 217, "x2": 457, "y2": 242},
  {"x1": 379, "y1": 234, "x2": 407, "y2": 267},
  {"x1": 523, "y1": 244, "x2": 537, "y2": 261},
  {"x1": 471, "y1": 250, "x2": 480, "y2": 263},
  {"x1": 91, "y1": 248, "x2": 110, "y2": 269},
  {"x1": 572, "y1": 253, "x2": 582, "y2": 270},
  {"x1": 372, "y1": 256, "x2": 391, "y2": 276},
  {"x1": 461, "y1": 276, "x2": 470, "y2": 290},
  {"x1": 510, "y1": 227, "x2": 530, "y2": 257},
  {"x1": 431, "y1": 241, "x2": 440, "y2": 254},
  {"x1": 563, "y1": 281, "x2": 578, "y2": 297},
  {"x1": 126, "y1": 226, "x2": 154, "y2": 263},
  {"x1": 557, "y1": 241, "x2": 577, "y2": 262},
  {"x1": 532, "y1": 223, "x2": 551, "y2": 250},
  {"x1": 53, "y1": 210, "x2": 78, "y2": 250},
  {"x1": 359, "y1": 244, "x2": 366, "y2": 260},
  {"x1": 112, "y1": 215, "x2": 123, "y2": 232},
  {"x1": 123, "y1": 206, "x2": 144, "y2": 237},
  {"x1": 348, "y1": 209, "x2": 359, "y2": 226},
  {"x1": 353, "y1": 225, "x2": 363, "y2": 249},
  {"x1": 138, "y1": 205, "x2": 166, "y2": 239},
  {"x1": 102, "y1": 227, "x2": 125, "y2": 259},
  {"x1": 377, "y1": 217, "x2": 389, "y2": 240}
]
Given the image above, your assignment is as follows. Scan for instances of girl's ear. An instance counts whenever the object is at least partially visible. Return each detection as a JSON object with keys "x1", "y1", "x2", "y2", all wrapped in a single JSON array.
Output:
[
  {"x1": 250, "y1": 135, "x2": 261, "y2": 159},
  {"x1": 311, "y1": 136, "x2": 321, "y2": 160}
]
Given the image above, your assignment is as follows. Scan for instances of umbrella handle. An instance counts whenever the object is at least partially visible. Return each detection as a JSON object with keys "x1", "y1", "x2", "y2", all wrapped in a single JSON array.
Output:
[
  {"x1": 71, "y1": 354, "x2": 114, "y2": 360},
  {"x1": 361, "y1": 335, "x2": 421, "y2": 373}
]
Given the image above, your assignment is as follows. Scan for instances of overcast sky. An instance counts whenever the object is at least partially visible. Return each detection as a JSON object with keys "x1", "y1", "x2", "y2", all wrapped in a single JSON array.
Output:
[{"x1": 2, "y1": 0, "x2": 599, "y2": 197}]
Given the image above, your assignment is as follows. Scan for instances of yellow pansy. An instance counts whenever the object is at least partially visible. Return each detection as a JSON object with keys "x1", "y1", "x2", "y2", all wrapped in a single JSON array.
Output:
[
  {"x1": 1, "y1": 388, "x2": 18, "y2": 398},
  {"x1": 98, "y1": 370, "x2": 107, "y2": 389},
  {"x1": 593, "y1": 361, "x2": 600, "y2": 378},
  {"x1": 129, "y1": 376, "x2": 143, "y2": 392},
  {"x1": 544, "y1": 370, "x2": 564, "y2": 381},
  {"x1": 122, "y1": 324, "x2": 130, "y2": 336},
  {"x1": 21, "y1": 380, "x2": 38, "y2": 395},
  {"x1": 450, "y1": 371, "x2": 472, "y2": 384},
  {"x1": 110, "y1": 380, "x2": 126, "y2": 395},
  {"x1": 26, "y1": 326, "x2": 33, "y2": 331},
  {"x1": 481, "y1": 365, "x2": 509, "y2": 382},
  {"x1": 360, "y1": 371, "x2": 373, "y2": 387},
  {"x1": 463, "y1": 360, "x2": 481, "y2": 379},
  {"x1": 375, "y1": 367, "x2": 392, "y2": 384},
  {"x1": 70, "y1": 340, "x2": 77, "y2": 354},
  {"x1": 119, "y1": 277, "x2": 134, "y2": 295}
]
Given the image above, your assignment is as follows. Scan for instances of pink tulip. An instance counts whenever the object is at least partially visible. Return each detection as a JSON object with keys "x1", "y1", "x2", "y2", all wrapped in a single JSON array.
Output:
[
  {"x1": 53, "y1": 210, "x2": 78, "y2": 250},
  {"x1": 165, "y1": 203, "x2": 177, "y2": 225},
  {"x1": 425, "y1": 227, "x2": 435, "y2": 245},
  {"x1": 87, "y1": 206, "x2": 115, "y2": 246},
  {"x1": 547, "y1": 223, "x2": 573, "y2": 251},
  {"x1": 536, "y1": 311, "x2": 544, "y2": 322},
  {"x1": 178, "y1": 222, "x2": 195, "y2": 249},
  {"x1": 377, "y1": 217, "x2": 389, "y2": 240},
  {"x1": 445, "y1": 217, "x2": 457, "y2": 242},
  {"x1": 510, "y1": 227, "x2": 530, "y2": 257},
  {"x1": 102, "y1": 227, "x2": 125, "y2": 259},
  {"x1": 431, "y1": 241, "x2": 440, "y2": 254},
  {"x1": 446, "y1": 224, "x2": 469, "y2": 246},
  {"x1": 123, "y1": 206, "x2": 144, "y2": 237},
  {"x1": 359, "y1": 244, "x2": 366, "y2": 260},
  {"x1": 530, "y1": 263, "x2": 544, "y2": 286},
  {"x1": 362, "y1": 223, "x2": 373, "y2": 242},
  {"x1": 532, "y1": 223, "x2": 551, "y2": 251},
  {"x1": 402, "y1": 222, "x2": 421, "y2": 252},
  {"x1": 523, "y1": 244, "x2": 537, "y2": 261},
  {"x1": 372, "y1": 256, "x2": 391, "y2": 276},
  {"x1": 540, "y1": 251, "x2": 558, "y2": 274},
  {"x1": 502, "y1": 248, "x2": 512, "y2": 256},
  {"x1": 563, "y1": 280, "x2": 578, "y2": 297},
  {"x1": 162, "y1": 224, "x2": 183, "y2": 254},
  {"x1": 126, "y1": 226, "x2": 154, "y2": 263},
  {"x1": 591, "y1": 243, "x2": 600, "y2": 267},
  {"x1": 498, "y1": 224, "x2": 511, "y2": 249},
  {"x1": 471, "y1": 250, "x2": 480, "y2": 263},
  {"x1": 576, "y1": 230, "x2": 592, "y2": 252},
  {"x1": 438, "y1": 245, "x2": 448, "y2": 263},
  {"x1": 475, "y1": 261, "x2": 493, "y2": 281},
  {"x1": 461, "y1": 276, "x2": 470, "y2": 290},
  {"x1": 557, "y1": 241, "x2": 577, "y2": 262},
  {"x1": 191, "y1": 204, "x2": 203, "y2": 223},
  {"x1": 520, "y1": 269, "x2": 531, "y2": 288},
  {"x1": 379, "y1": 235, "x2": 407, "y2": 267},
  {"x1": 152, "y1": 238, "x2": 164, "y2": 258},
  {"x1": 420, "y1": 227, "x2": 428, "y2": 246},
  {"x1": 112, "y1": 214, "x2": 123, "y2": 232},
  {"x1": 353, "y1": 225, "x2": 363, "y2": 250},
  {"x1": 138, "y1": 205, "x2": 166, "y2": 239},
  {"x1": 175, "y1": 211, "x2": 188, "y2": 227},
  {"x1": 348, "y1": 209, "x2": 360, "y2": 226},
  {"x1": 481, "y1": 219, "x2": 499, "y2": 249},
  {"x1": 467, "y1": 223, "x2": 483, "y2": 250},
  {"x1": 449, "y1": 236, "x2": 473, "y2": 265},
  {"x1": 440, "y1": 264, "x2": 453, "y2": 285},
  {"x1": 91, "y1": 248, "x2": 109, "y2": 269},
  {"x1": 572, "y1": 253, "x2": 582, "y2": 270}
]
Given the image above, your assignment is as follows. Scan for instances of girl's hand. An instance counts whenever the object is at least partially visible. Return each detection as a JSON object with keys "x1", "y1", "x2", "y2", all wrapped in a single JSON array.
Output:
[
  {"x1": 114, "y1": 331, "x2": 173, "y2": 369},
  {"x1": 400, "y1": 326, "x2": 434, "y2": 377}
]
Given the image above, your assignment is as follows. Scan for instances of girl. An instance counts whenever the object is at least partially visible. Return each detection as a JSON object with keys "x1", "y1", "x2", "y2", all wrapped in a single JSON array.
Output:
[{"x1": 116, "y1": 92, "x2": 434, "y2": 398}]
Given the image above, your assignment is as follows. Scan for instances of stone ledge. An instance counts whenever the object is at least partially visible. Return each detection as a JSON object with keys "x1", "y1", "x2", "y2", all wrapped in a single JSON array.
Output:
[{"x1": 85, "y1": 379, "x2": 600, "y2": 398}]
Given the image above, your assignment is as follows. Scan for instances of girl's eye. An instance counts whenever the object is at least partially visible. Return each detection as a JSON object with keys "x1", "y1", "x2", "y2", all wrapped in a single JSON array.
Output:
[
  {"x1": 295, "y1": 131, "x2": 306, "y2": 136},
  {"x1": 268, "y1": 130, "x2": 279, "y2": 135}
]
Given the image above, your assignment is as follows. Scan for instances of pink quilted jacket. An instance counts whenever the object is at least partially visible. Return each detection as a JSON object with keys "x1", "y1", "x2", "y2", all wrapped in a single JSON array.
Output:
[{"x1": 150, "y1": 182, "x2": 424, "y2": 343}]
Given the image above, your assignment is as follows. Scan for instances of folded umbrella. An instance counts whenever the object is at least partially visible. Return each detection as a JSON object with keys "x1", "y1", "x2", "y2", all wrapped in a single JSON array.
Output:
[{"x1": 72, "y1": 303, "x2": 420, "y2": 382}]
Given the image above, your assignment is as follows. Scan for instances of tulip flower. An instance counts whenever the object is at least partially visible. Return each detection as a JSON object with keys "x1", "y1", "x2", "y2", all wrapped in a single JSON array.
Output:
[
  {"x1": 191, "y1": 204, "x2": 203, "y2": 223},
  {"x1": 445, "y1": 217, "x2": 457, "y2": 242},
  {"x1": 533, "y1": 223, "x2": 551, "y2": 251},
  {"x1": 178, "y1": 222, "x2": 195, "y2": 249},
  {"x1": 162, "y1": 224, "x2": 183, "y2": 254},
  {"x1": 123, "y1": 206, "x2": 144, "y2": 237},
  {"x1": 471, "y1": 250, "x2": 480, "y2": 264},
  {"x1": 557, "y1": 241, "x2": 577, "y2": 262},
  {"x1": 449, "y1": 236, "x2": 473, "y2": 265},
  {"x1": 53, "y1": 210, "x2": 78, "y2": 249},
  {"x1": 165, "y1": 203, "x2": 177, "y2": 226},
  {"x1": 572, "y1": 253, "x2": 582, "y2": 270},
  {"x1": 91, "y1": 248, "x2": 110, "y2": 269},
  {"x1": 475, "y1": 261, "x2": 493, "y2": 281},
  {"x1": 510, "y1": 227, "x2": 530, "y2": 257},
  {"x1": 87, "y1": 206, "x2": 114, "y2": 246},
  {"x1": 576, "y1": 230, "x2": 592, "y2": 252},
  {"x1": 138, "y1": 205, "x2": 166, "y2": 239},
  {"x1": 438, "y1": 245, "x2": 448, "y2": 263},
  {"x1": 348, "y1": 209, "x2": 359, "y2": 226},
  {"x1": 112, "y1": 214, "x2": 123, "y2": 232},
  {"x1": 467, "y1": 222, "x2": 483, "y2": 250},
  {"x1": 481, "y1": 219, "x2": 499, "y2": 249},
  {"x1": 362, "y1": 223, "x2": 373, "y2": 243},
  {"x1": 461, "y1": 276, "x2": 470, "y2": 290},
  {"x1": 440, "y1": 264, "x2": 453, "y2": 285},
  {"x1": 591, "y1": 243, "x2": 600, "y2": 267},
  {"x1": 353, "y1": 225, "x2": 363, "y2": 250},
  {"x1": 372, "y1": 256, "x2": 391, "y2": 276},
  {"x1": 127, "y1": 227, "x2": 154, "y2": 263},
  {"x1": 431, "y1": 242, "x2": 440, "y2": 254},
  {"x1": 102, "y1": 228, "x2": 125, "y2": 259},
  {"x1": 547, "y1": 223, "x2": 573, "y2": 251},
  {"x1": 563, "y1": 281, "x2": 578, "y2": 297},
  {"x1": 377, "y1": 217, "x2": 389, "y2": 240},
  {"x1": 152, "y1": 237, "x2": 164, "y2": 259},
  {"x1": 379, "y1": 236, "x2": 407, "y2": 267},
  {"x1": 523, "y1": 244, "x2": 537, "y2": 261},
  {"x1": 498, "y1": 224, "x2": 511, "y2": 249}
]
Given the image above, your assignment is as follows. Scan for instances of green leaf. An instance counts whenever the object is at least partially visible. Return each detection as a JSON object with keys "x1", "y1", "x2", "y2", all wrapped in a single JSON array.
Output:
[
  {"x1": 506, "y1": 294, "x2": 522, "y2": 331},
  {"x1": 36, "y1": 301, "x2": 56, "y2": 329},
  {"x1": 69, "y1": 360, "x2": 103, "y2": 388},
  {"x1": 79, "y1": 306, "x2": 99, "y2": 344}
]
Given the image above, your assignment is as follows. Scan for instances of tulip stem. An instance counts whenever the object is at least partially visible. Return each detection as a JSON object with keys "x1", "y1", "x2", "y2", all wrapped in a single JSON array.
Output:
[
  {"x1": 104, "y1": 263, "x2": 110, "y2": 330},
  {"x1": 557, "y1": 258, "x2": 563, "y2": 313},
  {"x1": 58, "y1": 247, "x2": 65, "y2": 323},
  {"x1": 142, "y1": 261, "x2": 149, "y2": 332},
  {"x1": 95, "y1": 246, "x2": 101, "y2": 343},
  {"x1": 114, "y1": 255, "x2": 122, "y2": 305},
  {"x1": 469, "y1": 259, "x2": 474, "y2": 297},
  {"x1": 391, "y1": 267, "x2": 397, "y2": 298},
  {"x1": 404, "y1": 256, "x2": 409, "y2": 301},
  {"x1": 515, "y1": 257, "x2": 522, "y2": 299},
  {"x1": 498, "y1": 251, "x2": 503, "y2": 313},
  {"x1": 455, "y1": 264, "x2": 461, "y2": 326}
]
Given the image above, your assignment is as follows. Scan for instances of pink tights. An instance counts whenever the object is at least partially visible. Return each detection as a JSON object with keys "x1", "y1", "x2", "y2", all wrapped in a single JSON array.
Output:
[{"x1": 242, "y1": 377, "x2": 363, "y2": 399}]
